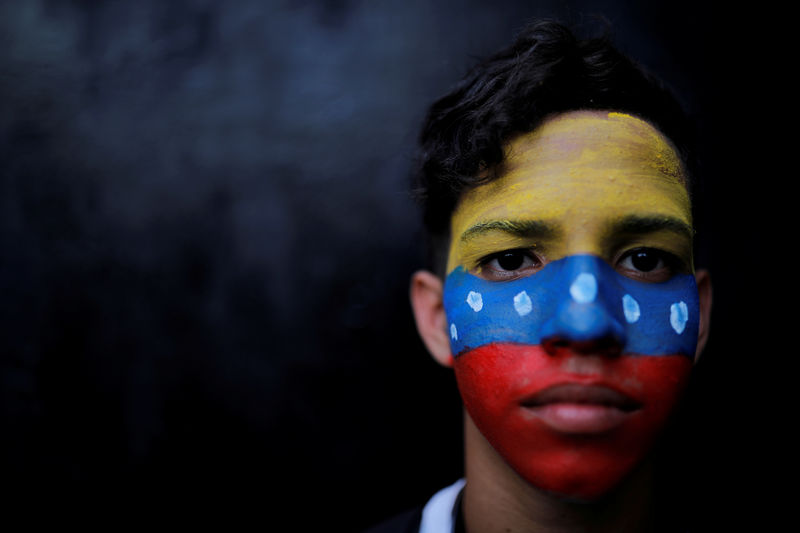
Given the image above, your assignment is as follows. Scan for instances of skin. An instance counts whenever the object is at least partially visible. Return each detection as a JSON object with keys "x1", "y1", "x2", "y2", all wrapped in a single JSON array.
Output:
[{"x1": 410, "y1": 110, "x2": 712, "y2": 532}]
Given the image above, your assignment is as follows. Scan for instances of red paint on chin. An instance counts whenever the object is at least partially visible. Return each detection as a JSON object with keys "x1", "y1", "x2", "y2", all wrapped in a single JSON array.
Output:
[{"x1": 454, "y1": 343, "x2": 692, "y2": 500}]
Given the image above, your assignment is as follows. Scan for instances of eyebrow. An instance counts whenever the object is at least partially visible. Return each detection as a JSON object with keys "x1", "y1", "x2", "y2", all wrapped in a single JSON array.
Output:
[
  {"x1": 610, "y1": 215, "x2": 694, "y2": 241},
  {"x1": 460, "y1": 219, "x2": 559, "y2": 243}
]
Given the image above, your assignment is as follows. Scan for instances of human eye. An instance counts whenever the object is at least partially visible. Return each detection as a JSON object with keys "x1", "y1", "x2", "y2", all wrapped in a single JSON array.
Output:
[
  {"x1": 476, "y1": 248, "x2": 542, "y2": 281},
  {"x1": 616, "y1": 247, "x2": 685, "y2": 282}
]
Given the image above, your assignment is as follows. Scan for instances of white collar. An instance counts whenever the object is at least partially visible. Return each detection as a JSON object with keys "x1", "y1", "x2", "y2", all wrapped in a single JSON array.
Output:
[{"x1": 419, "y1": 479, "x2": 466, "y2": 533}]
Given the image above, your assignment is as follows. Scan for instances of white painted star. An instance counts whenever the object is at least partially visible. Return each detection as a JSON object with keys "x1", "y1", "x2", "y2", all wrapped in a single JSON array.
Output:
[
  {"x1": 466, "y1": 291, "x2": 483, "y2": 312},
  {"x1": 670, "y1": 301, "x2": 688, "y2": 334},
  {"x1": 622, "y1": 294, "x2": 640, "y2": 323},
  {"x1": 513, "y1": 291, "x2": 532, "y2": 316},
  {"x1": 570, "y1": 273, "x2": 597, "y2": 303}
]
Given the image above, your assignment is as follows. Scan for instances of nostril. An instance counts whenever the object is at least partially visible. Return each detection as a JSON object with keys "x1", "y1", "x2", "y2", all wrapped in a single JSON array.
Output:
[
  {"x1": 548, "y1": 338, "x2": 570, "y2": 349},
  {"x1": 542, "y1": 335, "x2": 623, "y2": 357},
  {"x1": 585, "y1": 336, "x2": 624, "y2": 357},
  {"x1": 542, "y1": 336, "x2": 570, "y2": 355}
]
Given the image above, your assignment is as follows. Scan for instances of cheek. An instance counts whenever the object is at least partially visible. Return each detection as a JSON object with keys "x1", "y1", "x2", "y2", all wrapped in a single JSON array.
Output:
[{"x1": 454, "y1": 343, "x2": 692, "y2": 500}]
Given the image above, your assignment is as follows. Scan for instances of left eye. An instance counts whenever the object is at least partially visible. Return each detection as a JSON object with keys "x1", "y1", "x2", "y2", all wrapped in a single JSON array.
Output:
[
  {"x1": 617, "y1": 248, "x2": 678, "y2": 281},
  {"x1": 621, "y1": 249, "x2": 663, "y2": 272}
]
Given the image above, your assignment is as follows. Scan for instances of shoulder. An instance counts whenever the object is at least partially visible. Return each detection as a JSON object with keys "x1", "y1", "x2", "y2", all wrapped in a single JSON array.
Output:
[{"x1": 362, "y1": 479, "x2": 466, "y2": 533}]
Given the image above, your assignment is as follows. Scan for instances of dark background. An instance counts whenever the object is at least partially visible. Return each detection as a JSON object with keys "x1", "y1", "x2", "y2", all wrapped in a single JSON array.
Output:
[{"x1": 1, "y1": 0, "x2": 777, "y2": 529}]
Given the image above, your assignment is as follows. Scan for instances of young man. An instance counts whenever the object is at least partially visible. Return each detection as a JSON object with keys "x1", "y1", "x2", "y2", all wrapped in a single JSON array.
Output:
[{"x1": 372, "y1": 20, "x2": 712, "y2": 533}]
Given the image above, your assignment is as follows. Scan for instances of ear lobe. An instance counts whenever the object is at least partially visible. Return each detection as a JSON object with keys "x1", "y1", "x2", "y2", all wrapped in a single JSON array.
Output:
[
  {"x1": 410, "y1": 270, "x2": 454, "y2": 368},
  {"x1": 694, "y1": 269, "x2": 712, "y2": 362}
]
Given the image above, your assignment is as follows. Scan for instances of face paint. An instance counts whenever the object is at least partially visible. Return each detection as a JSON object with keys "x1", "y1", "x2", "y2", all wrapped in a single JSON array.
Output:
[{"x1": 444, "y1": 111, "x2": 697, "y2": 500}]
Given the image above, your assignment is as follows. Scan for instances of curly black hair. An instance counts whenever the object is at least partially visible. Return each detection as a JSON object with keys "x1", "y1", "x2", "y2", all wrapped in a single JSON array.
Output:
[{"x1": 413, "y1": 20, "x2": 697, "y2": 276}]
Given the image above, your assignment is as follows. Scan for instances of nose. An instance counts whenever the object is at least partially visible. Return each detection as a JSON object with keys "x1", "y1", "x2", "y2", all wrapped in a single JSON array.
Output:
[{"x1": 538, "y1": 259, "x2": 627, "y2": 357}]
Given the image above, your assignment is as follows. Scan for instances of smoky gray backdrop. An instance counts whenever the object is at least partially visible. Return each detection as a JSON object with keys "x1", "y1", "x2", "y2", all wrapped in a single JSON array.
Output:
[{"x1": 1, "y1": 0, "x2": 774, "y2": 529}]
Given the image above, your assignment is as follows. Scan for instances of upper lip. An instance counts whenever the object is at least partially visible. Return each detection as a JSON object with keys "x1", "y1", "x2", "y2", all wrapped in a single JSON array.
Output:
[{"x1": 520, "y1": 383, "x2": 641, "y2": 412}]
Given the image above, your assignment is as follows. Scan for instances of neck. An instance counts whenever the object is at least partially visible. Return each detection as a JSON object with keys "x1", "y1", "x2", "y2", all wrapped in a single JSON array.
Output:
[{"x1": 462, "y1": 413, "x2": 658, "y2": 533}]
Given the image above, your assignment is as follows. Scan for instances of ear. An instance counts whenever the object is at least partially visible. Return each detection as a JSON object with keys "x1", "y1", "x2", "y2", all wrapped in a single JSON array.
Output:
[
  {"x1": 410, "y1": 270, "x2": 454, "y2": 368},
  {"x1": 694, "y1": 269, "x2": 712, "y2": 361}
]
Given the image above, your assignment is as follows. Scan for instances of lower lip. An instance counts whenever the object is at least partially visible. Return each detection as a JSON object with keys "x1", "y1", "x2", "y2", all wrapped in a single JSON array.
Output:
[{"x1": 525, "y1": 403, "x2": 634, "y2": 434}]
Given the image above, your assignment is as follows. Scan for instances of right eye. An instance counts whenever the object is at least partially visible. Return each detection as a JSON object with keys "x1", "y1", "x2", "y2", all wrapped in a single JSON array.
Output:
[{"x1": 478, "y1": 249, "x2": 542, "y2": 281}]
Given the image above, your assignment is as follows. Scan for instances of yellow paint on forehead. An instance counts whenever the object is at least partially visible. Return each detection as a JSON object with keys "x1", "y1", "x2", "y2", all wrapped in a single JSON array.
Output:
[{"x1": 447, "y1": 111, "x2": 692, "y2": 273}]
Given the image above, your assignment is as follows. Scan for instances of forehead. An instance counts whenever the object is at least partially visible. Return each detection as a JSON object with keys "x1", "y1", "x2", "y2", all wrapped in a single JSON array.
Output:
[{"x1": 447, "y1": 111, "x2": 691, "y2": 271}]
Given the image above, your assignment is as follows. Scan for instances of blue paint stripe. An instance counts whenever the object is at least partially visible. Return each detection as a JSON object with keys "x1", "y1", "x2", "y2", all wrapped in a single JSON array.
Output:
[{"x1": 443, "y1": 255, "x2": 699, "y2": 357}]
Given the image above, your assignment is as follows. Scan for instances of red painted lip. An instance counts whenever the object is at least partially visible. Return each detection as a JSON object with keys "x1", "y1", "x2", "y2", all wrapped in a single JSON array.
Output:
[{"x1": 520, "y1": 384, "x2": 642, "y2": 434}]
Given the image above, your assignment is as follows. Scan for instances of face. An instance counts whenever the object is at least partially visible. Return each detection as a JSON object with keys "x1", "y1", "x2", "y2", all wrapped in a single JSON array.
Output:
[{"x1": 443, "y1": 111, "x2": 699, "y2": 500}]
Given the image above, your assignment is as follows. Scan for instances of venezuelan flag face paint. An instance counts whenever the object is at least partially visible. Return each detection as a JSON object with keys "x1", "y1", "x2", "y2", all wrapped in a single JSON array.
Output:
[{"x1": 444, "y1": 111, "x2": 698, "y2": 500}]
